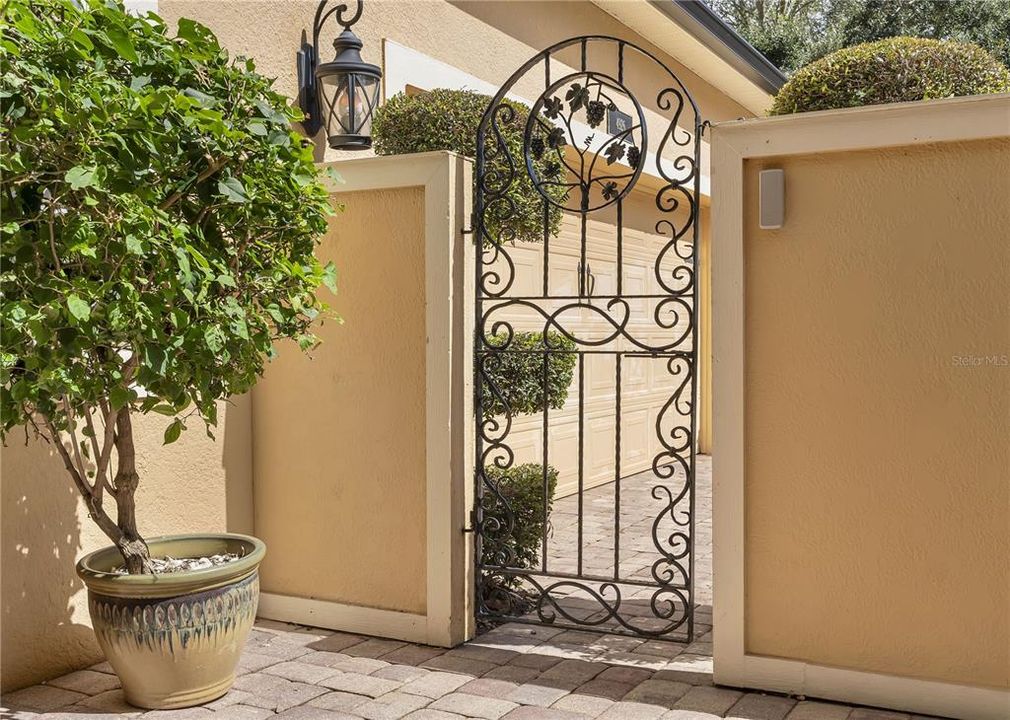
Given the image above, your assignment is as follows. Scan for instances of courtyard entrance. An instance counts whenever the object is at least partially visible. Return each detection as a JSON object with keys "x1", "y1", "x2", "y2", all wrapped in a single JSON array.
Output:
[{"x1": 472, "y1": 36, "x2": 704, "y2": 641}]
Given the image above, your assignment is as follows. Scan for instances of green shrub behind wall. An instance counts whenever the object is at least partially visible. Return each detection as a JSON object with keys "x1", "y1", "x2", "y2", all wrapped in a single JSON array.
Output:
[
  {"x1": 481, "y1": 331, "x2": 577, "y2": 417},
  {"x1": 372, "y1": 89, "x2": 565, "y2": 244},
  {"x1": 481, "y1": 462, "x2": 559, "y2": 574},
  {"x1": 770, "y1": 37, "x2": 1010, "y2": 115}
]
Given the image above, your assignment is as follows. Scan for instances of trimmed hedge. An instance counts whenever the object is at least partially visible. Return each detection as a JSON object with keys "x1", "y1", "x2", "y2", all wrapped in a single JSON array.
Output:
[
  {"x1": 482, "y1": 463, "x2": 559, "y2": 573},
  {"x1": 482, "y1": 331, "x2": 577, "y2": 417},
  {"x1": 372, "y1": 89, "x2": 565, "y2": 244},
  {"x1": 770, "y1": 37, "x2": 1010, "y2": 115}
]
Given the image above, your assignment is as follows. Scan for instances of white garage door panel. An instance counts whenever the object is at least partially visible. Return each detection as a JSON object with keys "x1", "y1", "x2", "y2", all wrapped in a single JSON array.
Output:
[{"x1": 487, "y1": 207, "x2": 693, "y2": 500}]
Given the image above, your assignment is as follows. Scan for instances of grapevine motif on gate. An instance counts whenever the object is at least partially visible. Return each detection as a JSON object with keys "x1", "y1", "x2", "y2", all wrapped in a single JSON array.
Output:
[{"x1": 474, "y1": 37, "x2": 702, "y2": 640}]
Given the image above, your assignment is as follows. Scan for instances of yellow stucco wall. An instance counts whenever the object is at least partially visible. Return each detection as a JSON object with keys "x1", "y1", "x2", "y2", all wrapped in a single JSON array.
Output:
[
  {"x1": 252, "y1": 188, "x2": 428, "y2": 614},
  {"x1": 742, "y1": 138, "x2": 1010, "y2": 688},
  {"x1": 0, "y1": 399, "x2": 252, "y2": 691},
  {"x1": 158, "y1": 0, "x2": 752, "y2": 155}
]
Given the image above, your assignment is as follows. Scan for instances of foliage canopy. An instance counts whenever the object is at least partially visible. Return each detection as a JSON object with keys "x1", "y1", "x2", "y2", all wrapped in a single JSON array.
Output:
[
  {"x1": 372, "y1": 89, "x2": 565, "y2": 245},
  {"x1": 770, "y1": 36, "x2": 1010, "y2": 114},
  {"x1": 0, "y1": 0, "x2": 335, "y2": 568},
  {"x1": 710, "y1": 0, "x2": 1010, "y2": 74}
]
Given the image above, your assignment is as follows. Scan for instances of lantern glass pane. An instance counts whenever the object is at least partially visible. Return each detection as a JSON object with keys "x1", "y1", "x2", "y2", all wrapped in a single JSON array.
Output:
[
  {"x1": 320, "y1": 73, "x2": 352, "y2": 135},
  {"x1": 353, "y1": 74, "x2": 380, "y2": 136}
]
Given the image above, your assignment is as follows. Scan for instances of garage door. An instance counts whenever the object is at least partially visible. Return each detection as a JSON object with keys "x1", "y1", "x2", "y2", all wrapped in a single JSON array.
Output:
[{"x1": 486, "y1": 198, "x2": 691, "y2": 498}]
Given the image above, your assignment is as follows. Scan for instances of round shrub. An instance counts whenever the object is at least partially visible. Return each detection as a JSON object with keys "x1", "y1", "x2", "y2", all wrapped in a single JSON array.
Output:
[
  {"x1": 770, "y1": 37, "x2": 1010, "y2": 115},
  {"x1": 372, "y1": 89, "x2": 564, "y2": 244},
  {"x1": 481, "y1": 331, "x2": 577, "y2": 417},
  {"x1": 481, "y1": 462, "x2": 559, "y2": 573}
]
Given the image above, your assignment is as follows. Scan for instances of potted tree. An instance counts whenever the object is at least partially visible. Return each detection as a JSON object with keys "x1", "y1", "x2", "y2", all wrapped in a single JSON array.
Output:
[{"x1": 0, "y1": 0, "x2": 337, "y2": 708}]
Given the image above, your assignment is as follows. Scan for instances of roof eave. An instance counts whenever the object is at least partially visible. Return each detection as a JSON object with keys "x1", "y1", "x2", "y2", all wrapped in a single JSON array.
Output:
[
  {"x1": 590, "y1": 0, "x2": 785, "y2": 116},
  {"x1": 659, "y1": 0, "x2": 787, "y2": 95}
]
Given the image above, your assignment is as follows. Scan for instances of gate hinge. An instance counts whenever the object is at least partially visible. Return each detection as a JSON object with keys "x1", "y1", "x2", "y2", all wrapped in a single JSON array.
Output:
[{"x1": 462, "y1": 508, "x2": 478, "y2": 533}]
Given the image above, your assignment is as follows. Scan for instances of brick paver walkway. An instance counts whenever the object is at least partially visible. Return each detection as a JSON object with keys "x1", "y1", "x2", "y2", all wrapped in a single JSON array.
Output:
[
  {"x1": 2, "y1": 618, "x2": 942, "y2": 720},
  {"x1": 3, "y1": 457, "x2": 941, "y2": 720}
]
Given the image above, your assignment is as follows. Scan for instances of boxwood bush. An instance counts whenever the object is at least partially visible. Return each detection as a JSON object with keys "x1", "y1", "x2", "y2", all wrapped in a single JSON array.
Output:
[
  {"x1": 481, "y1": 462, "x2": 559, "y2": 574},
  {"x1": 372, "y1": 89, "x2": 565, "y2": 245},
  {"x1": 771, "y1": 37, "x2": 1010, "y2": 115},
  {"x1": 482, "y1": 331, "x2": 577, "y2": 417}
]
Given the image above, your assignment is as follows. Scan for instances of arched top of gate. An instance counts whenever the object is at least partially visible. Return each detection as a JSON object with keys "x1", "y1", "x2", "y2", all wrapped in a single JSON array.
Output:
[
  {"x1": 477, "y1": 35, "x2": 700, "y2": 137},
  {"x1": 475, "y1": 35, "x2": 703, "y2": 217}
]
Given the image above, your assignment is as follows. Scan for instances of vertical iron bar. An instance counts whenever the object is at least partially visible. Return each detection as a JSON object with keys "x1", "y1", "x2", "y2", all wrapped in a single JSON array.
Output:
[
  {"x1": 614, "y1": 354, "x2": 621, "y2": 580},
  {"x1": 542, "y1": 349, "x2": 550, "y2": 573},
  {"x1": 542, "y1": 205, "x2": 550, "y2": 297},
  {"x1": 542, "y1": 58, "x2": 551, "y2": 298},
  {"x1": 473, "y1": 103, "x2": 486, "y2": 609},
  {"x1": 577, "y1": 353, "x2": 585, "y2": 576},
  {"x1": 581, "y1": 37, "x2": 587, "y2": 71},
  {"x1": 579, "y1": 198, "x2": 588, "y2": 297},
  {"x1": 618, "y1": 40, "x2": 625, "y2": 83},
  {"x1": 616, "y1": 198, "x2": 623, "y2": 296},
  {"x1": 686, "y1": 112, "x2": 703, "y2": 644}
]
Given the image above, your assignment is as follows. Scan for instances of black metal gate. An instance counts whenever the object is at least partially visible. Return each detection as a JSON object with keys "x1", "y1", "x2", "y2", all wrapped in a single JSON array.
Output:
[{"x1": 473, "y1": 36, "x2": 702, "y2": 641}]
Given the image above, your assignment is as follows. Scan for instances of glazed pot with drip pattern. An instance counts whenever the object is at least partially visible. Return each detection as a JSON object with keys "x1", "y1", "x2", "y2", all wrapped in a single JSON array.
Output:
[{"x1": 76, "y1": 534, "x2": 266, "y2": 709}]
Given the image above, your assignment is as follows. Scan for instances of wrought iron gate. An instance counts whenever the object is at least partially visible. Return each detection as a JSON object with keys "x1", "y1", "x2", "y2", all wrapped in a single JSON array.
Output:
[{"x1": 473, "y1": 36, "x2": 702, "y2": 641}]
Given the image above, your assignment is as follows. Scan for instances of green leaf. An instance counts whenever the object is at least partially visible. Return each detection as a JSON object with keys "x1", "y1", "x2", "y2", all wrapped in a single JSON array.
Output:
[
  {"x1": 321, "y1": 262, "x2": 338, "y2": 293},
  {"x1": 66, "y1": 165, "x2": 98, "y2": 190},
  {"x1": 67, "y1": 294, "x2": 91, "y2": 322},
  {"x1": 217, "y1": 176, "x2": 248, "y2": 203},
  {"x1": 125, "y1": 234, "x2": 143, "y2": 254},
  {"x1": 163, "y1": 418, "x2": 184, "y2": 445},
  {"x1": 110, "y1": 386, "x2": 133, "y2": 411},
  {"x1": 107, "y1": 26, "x2": 139, "y2": 63},
  {"x1": 144, "y1": 345, "x2": 168, "y2": 375}
]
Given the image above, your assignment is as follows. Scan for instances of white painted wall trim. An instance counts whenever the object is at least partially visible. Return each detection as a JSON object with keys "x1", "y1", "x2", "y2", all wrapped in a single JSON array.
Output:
[
  {"x1": 258, "y1": 152, "x2": 474, "y2": 647},
  {"x1": 258, "y1": 593, "x2": 429, "y2": 644},
  {"x1": 711, "y1": 94, "x2": 1010, "y2": 720}
]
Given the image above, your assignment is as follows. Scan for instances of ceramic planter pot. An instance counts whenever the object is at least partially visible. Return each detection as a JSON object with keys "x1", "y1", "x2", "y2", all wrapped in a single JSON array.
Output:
[{"x1": 76, "y1": 533, "x2": 266, "y2": 710}]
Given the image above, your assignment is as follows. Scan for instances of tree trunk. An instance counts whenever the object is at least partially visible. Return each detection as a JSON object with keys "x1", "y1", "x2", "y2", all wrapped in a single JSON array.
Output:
[{"x1": 113, "y1": 408, "x2": 150, "y2": 574}]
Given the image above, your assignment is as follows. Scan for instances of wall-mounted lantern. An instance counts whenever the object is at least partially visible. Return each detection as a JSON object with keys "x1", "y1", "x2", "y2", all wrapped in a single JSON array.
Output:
[{"x1": 297, "y1": 0, "x2": 381, "y2": 150}]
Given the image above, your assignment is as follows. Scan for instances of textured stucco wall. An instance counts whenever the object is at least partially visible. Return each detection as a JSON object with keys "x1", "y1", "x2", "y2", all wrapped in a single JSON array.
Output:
[
  {"x1": 157, "y1": 0, "x2": 751, "y2": 162},
  {"x1": 742, "y1": 138, "x2": 1010, "y2": 688},
  {"x1": 251, "y1": 187, "x2": 428, "y2": 614},
  {"x1": 0, "y1": 398, "x2": 252, "y2": 691}
]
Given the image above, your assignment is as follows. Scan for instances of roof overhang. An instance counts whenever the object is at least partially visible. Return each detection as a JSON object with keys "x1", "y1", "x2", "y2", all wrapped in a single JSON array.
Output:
[{"x1": 590, "y1": 0, "x2": 786, "y2": 116}]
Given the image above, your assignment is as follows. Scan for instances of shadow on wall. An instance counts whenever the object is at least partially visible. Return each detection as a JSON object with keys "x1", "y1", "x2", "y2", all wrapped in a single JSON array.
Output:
[
  {"x1": 0, "y1": 397, "x2": 253, "y2": 692},
  {"x1": 1, "y1": 436, "x2": 98, "y2": 691}
]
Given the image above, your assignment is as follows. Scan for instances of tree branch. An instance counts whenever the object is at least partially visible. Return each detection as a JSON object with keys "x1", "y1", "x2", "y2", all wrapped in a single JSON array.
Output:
[
  {"x1": 159, "y1": 156, "x2": 229, "y2": 211},
  {"x1": 82, "y1": 405, "x2": 103, "y2": 498},
  {"x1": 48, "y1": 209, "x2": 62, "y2": 274},
  {"x1": 62, "y1": 396, "x2": 89, "y2": 486},
  {"x1": 44, "y1": 417, "x2": 124, "y2": 546}
]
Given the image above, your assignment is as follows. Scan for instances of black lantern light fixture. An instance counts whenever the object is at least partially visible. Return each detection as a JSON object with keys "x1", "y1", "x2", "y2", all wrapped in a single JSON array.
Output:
[{"x1": 297, "y1": 1, "x2": 381, "y2": 150}]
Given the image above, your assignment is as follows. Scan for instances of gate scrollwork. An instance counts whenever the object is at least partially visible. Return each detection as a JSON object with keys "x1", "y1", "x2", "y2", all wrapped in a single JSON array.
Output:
[{"x1": 474, "y1": 36, "x2": 702, "y2": 641}]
